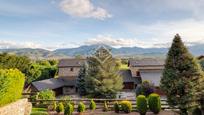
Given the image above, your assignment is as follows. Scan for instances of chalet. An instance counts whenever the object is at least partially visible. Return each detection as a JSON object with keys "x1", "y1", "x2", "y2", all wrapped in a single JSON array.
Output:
[{"x1": 31, "y1": 58, "x2": 165, "y2": 95}]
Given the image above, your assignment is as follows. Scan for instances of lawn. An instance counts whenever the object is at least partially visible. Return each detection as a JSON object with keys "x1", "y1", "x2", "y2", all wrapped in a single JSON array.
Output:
[
  {"x1": 31, "y1": 107, "x2": 48, "y2": 115},
  {"x1": 120, "y1": 64, "x2": 129, "y2": 70}
]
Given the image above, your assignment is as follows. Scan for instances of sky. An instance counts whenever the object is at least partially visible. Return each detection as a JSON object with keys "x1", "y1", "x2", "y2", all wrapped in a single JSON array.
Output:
[{"x1": 1, "y1": 0, "x2": 204, "y2": 50}]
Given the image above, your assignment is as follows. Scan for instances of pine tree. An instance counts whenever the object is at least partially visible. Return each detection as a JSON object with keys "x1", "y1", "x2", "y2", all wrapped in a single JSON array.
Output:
[
  {"x1": 85, "y1": 46, "x2": 123, "y2": 98},
  {"x1": 160, "y1": 34, "x2": 204, "y2": 114},
  {"x1": 76, "y1": 63, "x2": 88, "y2": 96}
]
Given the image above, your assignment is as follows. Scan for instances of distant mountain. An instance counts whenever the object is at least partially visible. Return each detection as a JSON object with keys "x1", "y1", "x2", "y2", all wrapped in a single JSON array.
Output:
[{"x1": 0, "y1": 44, "x2": 204, "y2": 59}]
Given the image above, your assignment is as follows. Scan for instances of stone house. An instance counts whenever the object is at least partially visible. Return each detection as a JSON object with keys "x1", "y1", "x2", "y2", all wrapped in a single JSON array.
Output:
[{"x1": 31, "y1": 58, "x2": 164, "y2": 95}]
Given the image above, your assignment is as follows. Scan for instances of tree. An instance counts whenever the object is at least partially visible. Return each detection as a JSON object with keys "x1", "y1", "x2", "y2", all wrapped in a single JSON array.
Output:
[
  {"x1": 136, "y1": 80, "x2": 154, "y2": 97},
  {"x1": 85, "y1": 46, "x2": 123, "y2": 98},
  {"x1": 160, "y1": 34, "x2": 204, "y2": 114},
  {"x1": 76, "y1": 63, "x2": 88, "y2": 96}
]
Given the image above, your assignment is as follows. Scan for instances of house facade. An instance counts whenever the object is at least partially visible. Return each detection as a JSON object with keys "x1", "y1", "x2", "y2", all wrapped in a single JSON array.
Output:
[{"x1": 31, "y1": 58, "x2": 165, "y2": 95}]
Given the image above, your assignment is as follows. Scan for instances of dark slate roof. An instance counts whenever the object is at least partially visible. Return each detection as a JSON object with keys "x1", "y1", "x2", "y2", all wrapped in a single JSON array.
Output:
[
  {"x1": 58, "y1": 59, "x2": 86, "y2": 67},
  {"x1": 32, "y1": 78, "x2": 76, "y2": 91},
  {"x1": 119, "y1": 70, "x2": 141, "y2": 84},
  {"x1": 129, "y1": 58, "x2": 165, "y2": 67}
]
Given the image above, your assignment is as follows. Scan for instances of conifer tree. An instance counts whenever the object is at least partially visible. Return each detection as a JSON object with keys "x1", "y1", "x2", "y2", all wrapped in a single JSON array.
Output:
[
  {"x1": 160, "y1": 34, "x2": 204, "y2": 114},
  {"x1": 76, "y1": 63, "x2": 87, "y2": 96},
  {"x1": 85, "y1": 46, "x2": 123, "y2": 98}
]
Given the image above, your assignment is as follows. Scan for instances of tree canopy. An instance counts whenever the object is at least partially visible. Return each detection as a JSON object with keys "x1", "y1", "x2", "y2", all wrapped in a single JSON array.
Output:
[
  {"x1": 160, "y1": 34, "x2": 204, "y2": 114},
  {"x1": 85, "y1": 46, "x2": 123, "y2": 98}
]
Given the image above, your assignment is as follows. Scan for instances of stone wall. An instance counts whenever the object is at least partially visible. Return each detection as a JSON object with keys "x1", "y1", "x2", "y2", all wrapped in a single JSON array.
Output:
[{"x1": 0, "y1": 98, "x2": 32, "y2": 115}]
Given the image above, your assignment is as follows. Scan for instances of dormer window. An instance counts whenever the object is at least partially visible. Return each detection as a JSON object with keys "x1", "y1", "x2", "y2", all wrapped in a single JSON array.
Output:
[
  {"x1": 136, "y1": 71, "x2": 140, "y2": 76},
  {"x1": 70, "y1": 67, "x2": 74, "y2": 72}
]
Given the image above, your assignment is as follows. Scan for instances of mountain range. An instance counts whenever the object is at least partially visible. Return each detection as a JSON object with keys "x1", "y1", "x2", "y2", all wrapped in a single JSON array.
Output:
[{"x1": 0, "y1": 44, "x2": 204, "y2": 59}]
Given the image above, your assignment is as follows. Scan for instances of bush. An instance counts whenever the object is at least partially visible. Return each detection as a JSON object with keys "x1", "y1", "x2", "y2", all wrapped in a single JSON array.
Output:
[
  {"x1": 120, "y1": 101, "x2": 132, "y2": 113},
  {"x1": 103, "y1": 101, "x2": 108, "y2": 112},
  {"x1": 137, "y1": 95, "x2": 148, "y2": 115},
  {"x1": 148, "y1": 93, "x2": 161, "y2": 114},
  {"x1": 37, "y1": 89, "x2": 55, "y2": 100},
  {"x1": 192, "y1": 107, "x2": 202, "y2": 115},
  {"x1": 56, "y1": 102, "x2": 64, "y2": 113},
  {"x1": 0, "y1": 69, "x2": 25, "y2": 107},
  {"x1": 113, "y1": 101, "x2": 120, "y2": 113},
  {"x1": 136, "y1": 80, "x2": 154, "y2": 97},
  {"x1": 89, "y1": 99, "x2": 96, "y2": 110},
  {"x1": 77, "y1": 102, "x2": 86, "y2": 113},
  {"x1": 64, "y1": 103, "x2": 74, "y2": 115}
]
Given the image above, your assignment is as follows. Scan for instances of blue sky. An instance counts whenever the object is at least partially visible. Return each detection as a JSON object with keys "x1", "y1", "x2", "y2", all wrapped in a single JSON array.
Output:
[{"x1": 1, "y1": 0, "x2": 204, "y2": 50}]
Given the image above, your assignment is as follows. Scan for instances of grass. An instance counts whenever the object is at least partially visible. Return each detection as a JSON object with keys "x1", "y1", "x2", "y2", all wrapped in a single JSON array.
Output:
[
  {"x1": 31, "y1": 107, "x2": 48, "y2": 115},
  {"x1": 120, "y1": 64, "x2": 129, "y2": 70}
]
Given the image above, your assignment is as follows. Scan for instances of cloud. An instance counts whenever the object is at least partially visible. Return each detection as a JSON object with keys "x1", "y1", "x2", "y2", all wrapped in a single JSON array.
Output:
[
  {"x1": 124, "y1": 19, "x2": 204, "y2": 45},
  {"x1": 0, "y1": 40, "x2": 42, "y2": 49},
  {"x1": 59, "y1": 0, "x2": 112, "y2": 20},
  {"x1": 85, "y1": 35, "x2": 161, "y2": 48}
]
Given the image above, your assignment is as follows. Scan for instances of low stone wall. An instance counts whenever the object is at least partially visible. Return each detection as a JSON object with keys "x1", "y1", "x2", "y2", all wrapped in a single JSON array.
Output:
[{"x1": 0, "y1": 98, "x2": 32, "y2": 115}]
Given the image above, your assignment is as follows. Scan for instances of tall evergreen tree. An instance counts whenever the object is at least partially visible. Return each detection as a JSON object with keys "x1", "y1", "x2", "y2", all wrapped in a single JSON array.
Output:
[
  {"x1": 85, "y1": 46, "x2": 123, "y2": 98},
  {"x1": 76, "y1": 63, "x2": 88, "y2": 96},
  {"x1": 160, "y1": 34, "x2": 204, "y2": 114}
]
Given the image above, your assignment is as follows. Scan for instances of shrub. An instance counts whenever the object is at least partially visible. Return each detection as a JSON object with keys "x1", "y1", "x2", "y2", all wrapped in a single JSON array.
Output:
[
  {"x1": 56, "y1": 102, "x2": 64, "y2": 113},
  {"x1": 53, "y1": 102, "x2": 57, "y2": 111},
  {"x1": 0, "y1": 69, "x2": 25, "y2": 107},
  {"x1": 136, "y1": 80, "x2": 154, "y2": 97},
  {"x1": 137, "y1": 95, "x2": 148, "y2": 115},
  {"x1": 120, "y1": 101, "x2": 132, "y2": 113},
  {"x1": 113, "y1": 101, "x2": 120, "y2": 113},
  {"x1": 89, "y1": 99, "x2": 96, "y2": 110},
  {"x1": 148, "y1": 93, "x2": 161, "y2": 114},
  {"x1": 103, "y1": 101, "x2": 108, "y2": 112},
  {"x1": 192, "y1": 107, "x2": 202, "y2": 115},
  {"x1": 64, "y1": 103, "x2": 74, "y2": 115},
  {"x1": 37, "y1": 89, "x2": 55, "y2": 100},
  {"x1": 77, "y1": 102, "x2": 86, "y2": 113}
]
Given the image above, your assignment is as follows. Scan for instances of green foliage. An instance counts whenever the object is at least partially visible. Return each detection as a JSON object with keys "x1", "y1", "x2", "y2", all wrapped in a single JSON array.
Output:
[
  {"x1": 77, "y1": 102, "x2": 86, "y2": 113},
  {"x1": 113, "y1": 101, "x2": 120, "y2": 113},
  {"x1": 85, "y1": 46, "x2": 123, "y2": 98},
  {"x1": 192, "y1": 107, "x2": 202, "y2": 115},
  {"x1": 103, "y1": 101, "x2": 108, "y2": 112},
  {"x1": 64, "y1": 103, "x2": 74, "y2": 115},
  {"x1": 160, "y1": 34, "x2": 204, "y2": 114},
  {"x1": 199, "y1": 59, "x2": 204, "y2": 71},
  {"x1": 137, "y1": 95, "x2": 148, "y2": 115},
  {"x1": 148, "y1": 93, "x2": 161, "y2": 114},
  {"x1": 120, "y1": 101, "x2": 132, "y2": 113},
  {"x1": 89, "y1": 99, "x2": 96, "y2": 110},
  {"x1": 37, "y1": 89, "x2": 55, "y2": 100},
  {"x1": 53, "y1": 102, "x2": 57, "y2": 111},
  {"x1": 56, "y1": 102, "x2": 64, "y2": 113},
  {"x1": 0, "y1": 69, "x2": 25, "y2": 107},
  {"x1": 27, "y1": 62, "x2": 57, "y2": 84},
  {"x1": 136, "y1": 80, "x2": 154, "y2": 97},
  {"x1": 0, "y1": 53, "x2": 31, "y2": 74},
  {"x1": 76, "y1": 63, "x2": 87, "y2": 96},
  {"x1": 31, "y1": 108, "x2": 48, "y2": 115}
]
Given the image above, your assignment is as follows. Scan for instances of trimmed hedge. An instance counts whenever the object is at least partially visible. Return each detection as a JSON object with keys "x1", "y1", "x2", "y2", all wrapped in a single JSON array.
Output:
[
  {"x1": 137, "y1": 95, "x2": 148, "y2": 115},
  {"x1": 103, "y1": 101, "x2": 108, "y2": 112},
  {"x1": 148, "y1": 93, "x2": 161, "y2": 114},
  {"x1": 56, "y1": 102, "x2": 64, "y2": 113},
  {"x1": 89, "y1": 99, "x2": 96, "y2": 110},
  {"x1": 64, "y1": 103, "x2": 74, "y2": 115},
  {"x1": 0, "y1": 69, "x2": 25, "y2": 107},
  {"x1": 113, "y1": 101, "x2": 120, "y2": 113},
  {"x1": 77, "y1": 102, "x2": 86, "y2": 113},
  {"x1": 120, "y1": 101, "x2": 132, "y2": 113}
]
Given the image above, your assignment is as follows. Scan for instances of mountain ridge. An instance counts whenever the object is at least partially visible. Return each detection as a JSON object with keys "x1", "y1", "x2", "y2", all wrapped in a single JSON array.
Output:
[{"x1": 0, "y1": 44, "x2": 203, "y2": 59}]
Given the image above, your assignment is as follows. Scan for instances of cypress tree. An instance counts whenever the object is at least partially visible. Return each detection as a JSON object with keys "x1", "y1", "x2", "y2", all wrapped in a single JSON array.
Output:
[
  {"x1": 160, "y1": 34, "x2": 204, "y2": 115},
  {"x1": 76, "y1": 63, "x2": 88, "y2": 96},
  {"x1": 85, "y1": 46, "x2": 123, "y2": 98}
]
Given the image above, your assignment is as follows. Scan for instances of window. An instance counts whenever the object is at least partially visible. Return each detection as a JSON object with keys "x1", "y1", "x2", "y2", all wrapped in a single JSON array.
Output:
[
  {"x1": 70, "y1": 67, "x2": 74, "y2": 71},
  {"x1": 136, "y1": 71, "x2": 140, "y2": 76}
]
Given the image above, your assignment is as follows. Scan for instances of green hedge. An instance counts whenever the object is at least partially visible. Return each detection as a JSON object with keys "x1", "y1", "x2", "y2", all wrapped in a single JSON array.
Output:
[
  {"x1": 120, "y1": 101, "x2": 132, "y2": 113},
  {"x1": 77, "y1": 102, "x2": 86, "y2": 113},
  {"x1": 56, "y1": 102, "x2": 64, "y2": 113},
  {"x1": 89, "y1": 99, "x2": 96, "y2": 110},
  {"x1": 64, "y1": 103, "x2": 74, "y2": 115},
  {"x1": 0, "y1": 69, "x2": 25, "y2": 107},
  {"x1": 148, "y1": 93, "x2": 161, "y2": 114},
  {"x1": 137, "y1": 95, "x2": 148, "y2": 115}
]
